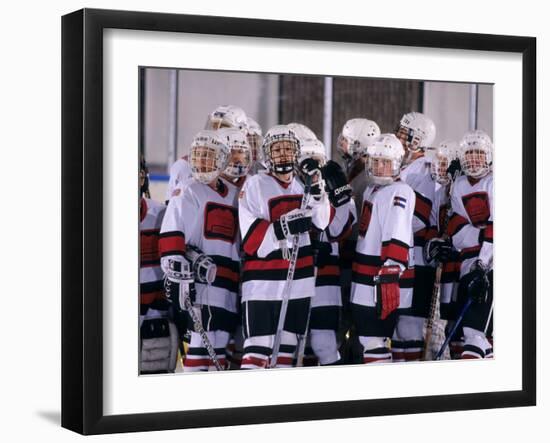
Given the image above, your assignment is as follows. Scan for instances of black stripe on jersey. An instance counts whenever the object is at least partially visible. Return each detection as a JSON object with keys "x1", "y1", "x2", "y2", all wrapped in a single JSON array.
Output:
[
  {"x1": 140, "y1": 258, "x2": 160, "y2": 267},
  {"x1": 354, "y1": 252, "x2": 383, "y2": 266},
  {"x1": 211, "y1": 276, "x2": 239, "y2": 293},
  {"x1": 141, "y1": 229, "x2": 160, "y2": 237},
  {"x1": 460, "y1": 247, "x2": 482, "y2": 260},
  {"x1": 210, "y1": 255, "x2": 240, "y2": 272},
  {"x1": 309, "y1": 305, "x2": 340, "y2": 330},
  {"x1": 463, "y1": 344, "x2": 485, "y2": 358},
  {"x1": 186, "y1": 347, "x2": 227, "y2": 357},
  {"x1": 316, "y1": 275, "x2": 341, "y2": 287},
  {"x1": 140, "y1": 279, "x2": 164, "y2": 294},
  {"x1": 242, "y1": 266, "x2": 314, "y2": 282},
  {"x1": 242, "y1": 345, "x2": 272, "y2": 356}
]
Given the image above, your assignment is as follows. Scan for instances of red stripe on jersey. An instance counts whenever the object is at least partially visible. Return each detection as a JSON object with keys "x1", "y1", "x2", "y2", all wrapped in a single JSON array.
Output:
[
  {"x1": 414, "y1": 191, "x2": 432, "y2": 226},
  {"x1": 184, "y1": 357, "x2": 213, "y2": 368},
  {"x1": 401, "y1": 268, "x2": 415, "y2": 280},
  {"x1": 216, "y1": 265, "x2": 240, "y2": 283},
  {"x1": 140, "y1": 291, "x2": 164, "y2": 305},
  {"x1": 329, "y1": 205, "x2": 336, "y2": 224},
  {"x1": 352, "y1": 263, "x2": 379, "y2": 277},
  {"x1": 363, "y1": 356, "x2": 391, "y2": 364},
  {"x1": 425, "y1": 227, "x2": 438, "y2": 241},
  {"x1": 446, "y1": 213, "x2": 469, "y2": 237},
  {"x1": 158, "y1": 233, "x2": 186, "y2": 256},
  {"x1": 381, "y1": 240, "x2": 409, "y2": 266},
  {"x1": 275, "y1": 356, "x2": 294, "y2": 366},
  {"x1": 243, "y1": 256, "x2": 314, "y2": 271},
  {"x1": 483, "y1": 223, "x2": 493, "y2": 242},
  {"x1": 241, "y1": 355, "x2": 269, "y2": 368},
  {"x1": 317, "y1": 265, "x2": 340, "y2": 277},
  {"x1": 242, "y1": 219, "x2": 270, "y2": 256},
  {"x1": 460, "y1": 245, "x2": 481, "y2": 259}
]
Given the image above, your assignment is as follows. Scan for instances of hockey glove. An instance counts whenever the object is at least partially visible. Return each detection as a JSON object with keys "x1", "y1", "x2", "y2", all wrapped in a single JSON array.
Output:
[
  {"x1": 424, "y1": 237, "x2": 457, "y2": 264},
  {"x1": 374, "y1": 265, "x2": 401, "y2": 320},
  {"x1": 140, "y1": 316, "x2": 179, "y2": 373},
  {"x1": 460, "y1": 260, "x2": 490, "y2": 304},
  {"x1": 299, "y1": 158, "x2": 324, "y2": 195},
  {"x1": 446, "y1": 158, "x2": 462, "y2": 181},
  {"x1": 185, "y1": 245, "x2": 217, "y2": 285},
  {"x1": 273, "y1": 208, "x2": 313, "y2": 240},
  {"x1": 321, "y1": 160, "x2": 352, "y2": 207}
]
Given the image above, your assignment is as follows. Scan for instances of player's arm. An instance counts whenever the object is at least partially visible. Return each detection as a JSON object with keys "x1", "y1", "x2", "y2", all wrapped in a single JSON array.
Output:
[
  {"x1": 447, "y1": 189, "x2": 482, "y2": 252},
  {"x1": 478, "y1": 181, "x2": 494, "y2": 269},
  {"x1": 326, "y1": 199, "x2": 356, "y2": 242}
]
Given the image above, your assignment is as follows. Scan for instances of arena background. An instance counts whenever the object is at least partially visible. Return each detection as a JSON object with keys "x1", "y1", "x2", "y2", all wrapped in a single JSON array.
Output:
[{"x1": 140, "y1": 67, "x2": 493, "y2": 202}]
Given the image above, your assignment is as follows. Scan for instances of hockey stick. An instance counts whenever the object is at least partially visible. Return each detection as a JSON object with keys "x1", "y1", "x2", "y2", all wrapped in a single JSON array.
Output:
[
  {"x1": 434, "y1": 296, "x2": 473, "y2": 360},
  {"x1": 422, "y1": 265, "x2": 443, "y2": 360},
  {"x1": 270, "y1": 175, "x2": 313, "y2": 369},
  {"x1": 164, "y1": 264, "x2": 223, "y2": 371}
]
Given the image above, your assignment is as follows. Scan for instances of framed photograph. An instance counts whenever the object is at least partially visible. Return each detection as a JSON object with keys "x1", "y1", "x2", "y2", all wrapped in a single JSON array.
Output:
[{"x1": 62, "y1": 8, "x2": 536, "y2": 435}]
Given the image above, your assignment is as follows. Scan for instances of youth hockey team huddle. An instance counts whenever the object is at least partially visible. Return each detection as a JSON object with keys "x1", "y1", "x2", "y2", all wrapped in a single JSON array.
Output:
[{"x1": 139, "y1": 104, "x2": 494, "y2": 373}]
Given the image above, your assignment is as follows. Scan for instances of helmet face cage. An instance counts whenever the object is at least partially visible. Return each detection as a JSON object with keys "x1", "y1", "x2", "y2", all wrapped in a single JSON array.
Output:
[
  {"x1": 262, "y1": 128, "x2": 300, "y2": 174},
  {"x1": 395, "y1": 124, "x2": 423, "y2": 154},
  {"x1": 366, "y1": 134, "x2": 404, "y2": 185},
  {"x1": 459, "y1": 131, "x2": 493, "y2": 179},
  {"x1": 430, "y1": 152, "x2": 451, "y2": 184},
  {"x1": 190, "y1": 134, "x2": 229, "y2": 184},
  {"x1": 225, "y1": 142, "x2": 252, "y2": 178},
  {"x1": 246, "y1": 132, "x2": 263, "y2": 162}
]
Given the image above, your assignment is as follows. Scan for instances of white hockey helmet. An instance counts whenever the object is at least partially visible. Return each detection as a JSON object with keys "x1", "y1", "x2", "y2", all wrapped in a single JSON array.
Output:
[
  {"x1": 366, "y1": 133, "x2": 405, "y2": 186},
  {"x1": 337, "y1": 118, "x2": 381, "y2": 160},
  {"x1": 262, "y1": 125, "x2": 300, "y2": 174},
  {"x1": 246, "y1": 117, "x2": 263, "y2": 162},
  {"x1": 297, "y1": 138, "x2": 327, "y2": 167},
  {"x1": 430, "y1": 140, "x2": 459, "y2": 185},
  {"x1": 189, "y1": 130, "x2": 230, "y2": 184},
  {"x1": 396, "y1": 111, "x2": 431, "y2": 155},
  {"x1": 287, "y1": 122, "x2": 317, "y2": 144},
  {"x1": 204, "y1": 105, "x2": 248, "y2": 131},
  {"x1": 458, "y1": 130, "x2": 493, "y2": 179},
  {"x1": 420, "y1": 115, "x2": 436, "y2": 148},
  {"x1": 218, "y1": 128, "x2": 252, "y2": 178}
]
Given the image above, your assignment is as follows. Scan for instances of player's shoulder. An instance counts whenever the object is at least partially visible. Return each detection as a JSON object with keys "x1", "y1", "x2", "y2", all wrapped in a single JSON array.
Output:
[{"x1": 389, "y1": 180, "x2": 415, "y2": 197}]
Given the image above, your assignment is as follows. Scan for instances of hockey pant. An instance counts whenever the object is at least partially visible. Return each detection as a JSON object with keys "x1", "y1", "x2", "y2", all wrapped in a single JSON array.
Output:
[
  {"x1": 392, "y1": 266, "x2": 436, "y2": 362},
  {"x1": 456, "y1": 271, "x2": 494, "y2": 359},
  {"x1": 241, "y1": 298, "x2": 310, "y2": 369},
  {"x1": 183, "y1": 305, "x2": 239, "y2": 372},
  {"x1": 350, "y1": 302, "x2": 399, "y2": 364}
]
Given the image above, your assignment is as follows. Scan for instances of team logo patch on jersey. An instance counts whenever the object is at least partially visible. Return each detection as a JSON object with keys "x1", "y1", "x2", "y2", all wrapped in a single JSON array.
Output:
[
  {"x1": 462, "y1": 192, "x2": 491, "y2": 227},
  {"x1": 358, "y1": 201, "x2": 373, "y2": 237},
  {"x1": 204, "y1": 202, "x2": 238, "y2": 243},
  {"x1": 268, "y1": 195, "x2": 302, "y2": 221},
  {"x1": 393, "y1": 196, "x2": 407, "y2": 209}
]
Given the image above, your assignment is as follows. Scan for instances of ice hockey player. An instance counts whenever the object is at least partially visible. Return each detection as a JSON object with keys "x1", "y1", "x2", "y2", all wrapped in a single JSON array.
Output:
[
  {"x1": 219, "y1": 127, "x2": 252, "y2": 189},
  {"x1": 238, "y1": 125, "x2": 330, "y2": 369},
  {"x1": 392, "y1": 111, "x2": 438, "y2": 362},
  {"x1": 350, "y1": 134, "x2": 415, "y2": 363},
  {"x1": 139, "y1": 156, "x2": 178, "y2": 373},
  {"x1": 423, "y1": 140, "x2": 463, "y2": 359},
  {"x1": 159, "y1": 130, "x2": 241, "y2": 371},
  {"x1": 336, "y1": 118, "x2": 381, "y2": 211},
  {"x1": 445, "y1": 130, "x2": 493, "y2": 359},
  {"x1": 246, "y1": 117, "x2": 265, "y2": 175},
  {"x1": 287, "y1": 122, "x2": 318, "y2": 143},
  {"x1": 295, "y1": 138, "x2": 356, "y2": 366}
]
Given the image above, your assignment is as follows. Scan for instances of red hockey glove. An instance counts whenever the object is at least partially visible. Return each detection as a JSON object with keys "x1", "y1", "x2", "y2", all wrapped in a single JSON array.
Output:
[{"x1": 374, "y1": 265, "x2": 401, "y2": 320}]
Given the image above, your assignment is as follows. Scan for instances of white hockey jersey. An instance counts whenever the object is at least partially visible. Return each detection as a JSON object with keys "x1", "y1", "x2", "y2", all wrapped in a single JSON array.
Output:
[
  {"x1": 400, "y1": 156, "x2": 436, "y2": 267},
  {"x1": 313, "y1": 199, "x2": 356, "y2": 307},
  {"x1": 140, "y1": 197, "x2": 167, "y2": 305},
  {"x1": 351, "y1": 181, "x2": 415, "y2": 308},
  {"x1": 159, "y1": 179, "x2": 240, "y2": 313},
  {"x1": 238, "y1": 173, "x2": 330, "y2": 302},
  {"x1": 165, "y1": 157, "x2": 194, "y2": 200},
  {"x1": 447, "y1": 173, "x2": 493, "y2": 276}
]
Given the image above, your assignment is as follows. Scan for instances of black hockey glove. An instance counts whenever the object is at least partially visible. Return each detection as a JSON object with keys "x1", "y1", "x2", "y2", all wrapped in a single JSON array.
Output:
[
  {"x1": 321, "y1": 160, "x2": 352, "y2": 207},
  {"x1": 298, "y1": 158, "x2": 323, "y2": 195},
  {"x1": 273, "y1": 208, "x2": 313, "y2": 240},
  {"x1": 460, "y1": 260, "x2": 490, "y2": 304},
  {"x1": 424, "y1": 237, "x2": 457, "y2": 264},
  {"x1": 446, "y1": 159, "x2": 462, "y2": 181}
]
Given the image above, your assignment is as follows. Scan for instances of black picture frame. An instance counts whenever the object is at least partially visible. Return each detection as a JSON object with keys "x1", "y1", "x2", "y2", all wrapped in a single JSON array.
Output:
[{"x1": 61, "y1": 8, "x2": 536, "y2": 435}]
